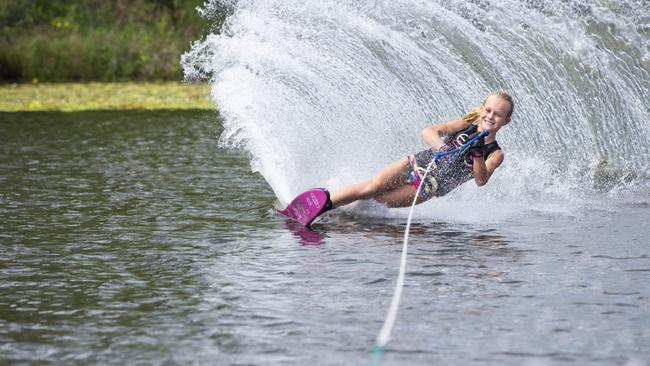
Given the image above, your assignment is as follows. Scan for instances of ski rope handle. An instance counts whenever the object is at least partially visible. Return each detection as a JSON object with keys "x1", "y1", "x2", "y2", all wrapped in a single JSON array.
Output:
[{"x1": 433, "y1": 130, "x2": 489, "y2": 162}]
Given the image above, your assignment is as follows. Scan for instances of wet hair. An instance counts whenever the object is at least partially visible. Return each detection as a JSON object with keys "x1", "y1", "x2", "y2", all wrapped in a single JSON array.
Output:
[{"x1": 462, "y1": 90, "x2": 515, "y2": 124}]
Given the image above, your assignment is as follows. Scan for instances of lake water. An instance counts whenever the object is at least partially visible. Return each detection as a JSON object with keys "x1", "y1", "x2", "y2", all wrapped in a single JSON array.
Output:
[{"x1": 1, "y1": 111, "x2": 649, "y2": 365}]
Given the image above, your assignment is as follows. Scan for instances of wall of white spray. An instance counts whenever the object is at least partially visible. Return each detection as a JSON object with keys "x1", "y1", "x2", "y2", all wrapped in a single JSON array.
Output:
[{"x1": 183, "y1": 0, "x2": 650, "y2": 222}]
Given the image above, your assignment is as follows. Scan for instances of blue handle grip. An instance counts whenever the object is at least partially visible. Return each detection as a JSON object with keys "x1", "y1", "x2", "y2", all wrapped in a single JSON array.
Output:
[{"x1": 434, "y1": 130, "x2": 489, "y2": 162}]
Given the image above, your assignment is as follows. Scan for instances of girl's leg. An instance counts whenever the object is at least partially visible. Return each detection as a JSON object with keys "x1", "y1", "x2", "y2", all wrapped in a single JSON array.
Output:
[
  {"x1": 374, "y1": 185, "x2": 427, "y2": 208},
  {"x1": 330, "y1": 158, "x2": 410, "y2": 208}
]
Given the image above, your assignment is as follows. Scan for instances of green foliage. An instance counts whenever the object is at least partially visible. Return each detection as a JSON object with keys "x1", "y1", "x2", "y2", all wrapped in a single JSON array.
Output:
[
  {"x1": 0, "y1": 82, "x2": 213, "y2": 111},
  {"x1": 0, "y1": 0, "x2": 215, "y2": 82}
]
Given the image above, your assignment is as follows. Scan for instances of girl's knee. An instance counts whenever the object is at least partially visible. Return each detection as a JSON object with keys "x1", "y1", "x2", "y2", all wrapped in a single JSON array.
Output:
[
  {"x1": 362, "y1": 178, "x2": 394, "y2": 199},
  {"x1": 359, "y1": 182, "x2": 379, "y2": 199}
]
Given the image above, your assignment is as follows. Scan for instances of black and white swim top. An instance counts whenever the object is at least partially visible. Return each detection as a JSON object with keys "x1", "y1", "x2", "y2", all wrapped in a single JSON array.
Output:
[{"x1": 411, "y1": 123, "x2": 501, "y2": 197}]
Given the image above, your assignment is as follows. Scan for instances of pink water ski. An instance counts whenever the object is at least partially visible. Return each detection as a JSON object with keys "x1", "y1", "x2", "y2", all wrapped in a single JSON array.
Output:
[{"x1": 276, "y1": 188, "x2": 331, "y2": 227}]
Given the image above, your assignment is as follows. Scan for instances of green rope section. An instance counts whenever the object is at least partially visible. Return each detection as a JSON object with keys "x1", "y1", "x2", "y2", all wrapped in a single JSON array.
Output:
[{"x1": 367, "y1": 344, "x2": 385, "y2": 366}]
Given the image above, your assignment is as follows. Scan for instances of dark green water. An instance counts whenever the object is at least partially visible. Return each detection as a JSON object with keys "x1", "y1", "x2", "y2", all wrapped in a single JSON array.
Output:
[
  {"x1": 1, "y1": 111, "x2": 649, "y2": 365},
  {"x1": 0, "y1": 111, "x2": 274, "y2": 364}
]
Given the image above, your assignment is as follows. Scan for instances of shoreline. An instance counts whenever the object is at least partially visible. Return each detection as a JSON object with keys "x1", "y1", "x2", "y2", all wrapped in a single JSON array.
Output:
[{"x1": 0, "y1": 82, "x2": 213, "y2": 112}]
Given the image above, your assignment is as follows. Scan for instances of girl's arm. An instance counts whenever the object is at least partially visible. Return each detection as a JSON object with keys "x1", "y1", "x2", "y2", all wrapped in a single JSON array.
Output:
[
  {"x1": 421, "y1": 119, "x2": 470, "y2": 149},
  {"x1": 472, "y1": 149, "x2": 504, "y2": 186}
]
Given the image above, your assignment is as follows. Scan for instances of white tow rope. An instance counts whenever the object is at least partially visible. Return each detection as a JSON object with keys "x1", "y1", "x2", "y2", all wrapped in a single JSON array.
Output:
[
  {"x1": 368, "y1": 158, "x2": 436, "y2": 365},
  {"x1": 368, "y1": 130, "x2": 487, "y2": 365}
]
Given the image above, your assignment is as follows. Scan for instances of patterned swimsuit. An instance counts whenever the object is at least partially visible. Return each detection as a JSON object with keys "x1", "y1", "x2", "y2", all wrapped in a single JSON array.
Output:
[{"x1": 406, "y1": 124, "x2": 501, "y2": 200}]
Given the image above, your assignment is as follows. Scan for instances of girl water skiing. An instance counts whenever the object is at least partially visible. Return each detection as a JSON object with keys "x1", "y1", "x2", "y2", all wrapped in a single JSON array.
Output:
[
  {"x1": 278, "y1": 91, "x2": 514, "y2": 226},
  {"x1": 328, "y1": 90, "x2": 514, "y2": 209}
]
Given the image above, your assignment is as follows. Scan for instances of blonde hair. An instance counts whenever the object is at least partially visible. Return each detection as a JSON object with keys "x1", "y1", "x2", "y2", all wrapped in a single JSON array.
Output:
[{"x1": 462, "y1": 90, "x2": 514, "y2": 125}]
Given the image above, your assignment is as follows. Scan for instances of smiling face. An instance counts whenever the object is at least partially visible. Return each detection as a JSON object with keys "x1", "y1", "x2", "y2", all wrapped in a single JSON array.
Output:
[{"x1": 479, "y1": 95, "x2": 512, "y2": 135}]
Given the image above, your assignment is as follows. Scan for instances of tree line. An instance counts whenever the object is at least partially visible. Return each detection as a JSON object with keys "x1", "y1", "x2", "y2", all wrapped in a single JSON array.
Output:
[{"x1": 0, "y1": 0, "x2": 222, "y2": 82}]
